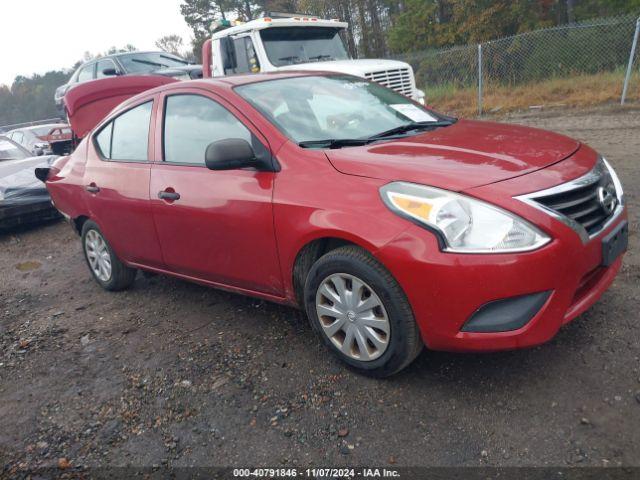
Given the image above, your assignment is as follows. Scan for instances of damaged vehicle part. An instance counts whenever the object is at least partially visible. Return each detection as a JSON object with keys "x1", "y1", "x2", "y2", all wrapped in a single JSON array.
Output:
[{"x1": 0, "y1": 136, "x2": 60, "y2": 230}]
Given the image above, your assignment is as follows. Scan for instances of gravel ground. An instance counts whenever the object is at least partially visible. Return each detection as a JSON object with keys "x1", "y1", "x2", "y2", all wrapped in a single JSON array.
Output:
[{"x1": 1, "y1": 106, "x2": 639, "y2": 474}]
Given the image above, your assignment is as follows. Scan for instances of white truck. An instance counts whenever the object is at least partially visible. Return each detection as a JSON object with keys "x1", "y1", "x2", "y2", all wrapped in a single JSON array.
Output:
[{"x1": 201, "y1": 14, "x2": 425, "y2": 104}]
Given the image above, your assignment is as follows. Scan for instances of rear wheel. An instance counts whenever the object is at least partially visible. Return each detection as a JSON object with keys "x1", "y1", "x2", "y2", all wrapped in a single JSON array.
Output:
[
  {"x1": 81, "y1": 220, "x2": 136, "y2": 291},
  {"x1": 304, "y1": 246, "x2": 423, "y2": 377}
]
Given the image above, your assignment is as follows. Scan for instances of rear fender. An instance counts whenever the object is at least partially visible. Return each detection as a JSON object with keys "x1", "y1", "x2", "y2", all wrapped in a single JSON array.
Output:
[{"x1": 44, "y1": 142, "x2": 91, "y2": 221}]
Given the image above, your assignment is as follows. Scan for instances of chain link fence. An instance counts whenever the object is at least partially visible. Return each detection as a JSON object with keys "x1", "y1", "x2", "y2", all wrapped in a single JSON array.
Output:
[{"x1": 394, "y1": 14, "x2": 640, "y2": 116}]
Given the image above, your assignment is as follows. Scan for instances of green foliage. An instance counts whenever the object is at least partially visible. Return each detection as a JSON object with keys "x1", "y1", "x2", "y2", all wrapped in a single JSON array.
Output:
[
  {"x1": 388, "y1": 0, "x2": 640, "y2": 53},
  {"x1": 573, "y1": 0, "x2": 640, "y2": 18},
  {"x1": 483, "y1": 18, "x2": 638, "y2": 85},
  {"x1": 180, "y1": 0, "x2": 265, "y2": 58},
  {"x1": 0, "y1": 44, "x2": 137, "y2": 127},
  {"x1": 180, "y1": 0, "x2": 640, "y2": 58},
  {"x1": 0, "y1": 71, "x2": 71, "y2": 126}
]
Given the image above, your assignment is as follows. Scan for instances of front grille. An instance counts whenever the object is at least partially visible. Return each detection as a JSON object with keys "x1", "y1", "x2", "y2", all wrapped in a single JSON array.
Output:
[
  {"x1": 365, "y1": 68, "x2": 413, "y2": 96},
  {"x1": 523, "y1": 159, "x2": 619, "y2": 239}
]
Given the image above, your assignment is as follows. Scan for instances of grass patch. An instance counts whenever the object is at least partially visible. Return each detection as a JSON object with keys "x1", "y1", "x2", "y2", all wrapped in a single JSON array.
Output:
[{"x1": 425, "y1": 70, "x2": 640, "y2": 116}]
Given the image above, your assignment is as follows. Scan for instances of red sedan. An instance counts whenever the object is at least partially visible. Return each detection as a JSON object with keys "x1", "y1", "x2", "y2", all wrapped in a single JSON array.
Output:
[{"x1": 40, "y1": 72, "x2": 627, "y2": 376}]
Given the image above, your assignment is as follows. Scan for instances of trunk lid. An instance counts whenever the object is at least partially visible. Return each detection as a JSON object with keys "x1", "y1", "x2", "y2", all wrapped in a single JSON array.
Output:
[{"x1": 64, "y1": 75, "x2": 178, "y2": 139}]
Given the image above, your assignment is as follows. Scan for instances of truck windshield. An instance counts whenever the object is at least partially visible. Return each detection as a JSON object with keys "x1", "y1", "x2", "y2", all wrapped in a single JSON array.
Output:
[
  {"x1": 236, "y1": 75, "x2": 447, "y2": 146},
  {"x1": 118, "y1": 52, "x2": 189, "y2": 73},
  {"x1": 260, "y1": 27, "x2": 349, "y2": 66}
]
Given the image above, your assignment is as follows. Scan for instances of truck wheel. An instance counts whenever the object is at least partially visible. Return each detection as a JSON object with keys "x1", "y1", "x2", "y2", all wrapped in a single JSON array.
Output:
[
  {"x1": 304, "y1": 246, "x2": 423, "y2": 377},
  {"x1": 81, "y1": 220, "x2": 136, "y2": 291}
]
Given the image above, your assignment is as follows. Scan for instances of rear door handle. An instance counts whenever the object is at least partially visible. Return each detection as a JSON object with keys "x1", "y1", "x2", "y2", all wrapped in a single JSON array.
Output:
[
  {"x1": 85, "y1": 184, "x2": 100, "y2": 193},
  {"x1": 158, "y1": 190, "x2": 180, "y2": 201}
]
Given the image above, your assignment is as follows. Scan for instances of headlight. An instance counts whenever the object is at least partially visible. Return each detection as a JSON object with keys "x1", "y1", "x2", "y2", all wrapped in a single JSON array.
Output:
[
  {"x1": 601, "y1": 157, "x2": 624, "y2": 205},
  {"x1": 380, "y1": 182, "x2": 550, "y2": 253}
]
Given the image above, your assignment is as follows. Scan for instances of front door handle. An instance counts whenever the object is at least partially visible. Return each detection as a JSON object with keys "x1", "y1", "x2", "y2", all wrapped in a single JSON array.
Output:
[
  {"x1": 85, "y1": 184, "x2": 100, "y2": 193},
  {"x1": 158, "y1": 190, "x2": 180, "y2": 201}
]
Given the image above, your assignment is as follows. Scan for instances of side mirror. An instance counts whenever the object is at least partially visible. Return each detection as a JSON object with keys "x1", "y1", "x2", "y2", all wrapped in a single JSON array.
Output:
[
  {"x1": 34, "y1": 147, "x2": 44, "y2": 156},
  {"x1": 205, "y1": 138, "x2": 258, "y2": 170},
  {"x1": 102, "y1": 68, "x2": 120, "y2": 76}
]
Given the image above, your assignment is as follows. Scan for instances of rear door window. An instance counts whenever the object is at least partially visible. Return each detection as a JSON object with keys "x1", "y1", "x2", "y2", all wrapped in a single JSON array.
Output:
[{"x1": 95, "y1": 101, "x2": 152, "y2": 161}]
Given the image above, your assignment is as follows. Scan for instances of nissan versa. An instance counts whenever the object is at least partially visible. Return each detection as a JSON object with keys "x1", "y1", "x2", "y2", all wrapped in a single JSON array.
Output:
[{"x1": 38, "y1": 72, "x2": 627, "y2": 376}]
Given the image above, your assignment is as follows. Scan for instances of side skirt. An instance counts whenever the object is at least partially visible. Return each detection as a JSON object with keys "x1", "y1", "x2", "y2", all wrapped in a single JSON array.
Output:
[{"x1": 127, "y1": 262, "x2": 295, "y2": 307}]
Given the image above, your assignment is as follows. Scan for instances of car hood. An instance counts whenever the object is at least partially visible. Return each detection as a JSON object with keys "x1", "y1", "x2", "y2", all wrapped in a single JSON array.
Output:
[{"x1": 324, "y1": 119, "x2": 580, "y2": 191}]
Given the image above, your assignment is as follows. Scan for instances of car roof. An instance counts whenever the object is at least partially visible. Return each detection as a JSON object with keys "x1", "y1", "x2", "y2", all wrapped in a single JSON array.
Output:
[
  {"x1": 212, "y1": 17, "x2": 348, "y2": 39},
  {"x1": 107, "y1": 71, "x2": 350, "y2": 123},
  {"x1": 80, "y1": 50, "x2": 183, "y2": 65},
  {"x1": 125, "y1": 70, "x2": 343, "y2": 101},
  {"x1": 195, "y1": 70, "x2": 343, "y2": 87}
]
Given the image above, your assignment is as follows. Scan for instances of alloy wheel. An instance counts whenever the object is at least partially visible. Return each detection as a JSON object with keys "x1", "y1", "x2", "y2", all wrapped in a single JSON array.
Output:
[
  {"x1": 85, "y1": 229, "x2": 112, "y2": 282},
  {"x1": 315, "y1": 273, "x2": 390, "y2": 361}
]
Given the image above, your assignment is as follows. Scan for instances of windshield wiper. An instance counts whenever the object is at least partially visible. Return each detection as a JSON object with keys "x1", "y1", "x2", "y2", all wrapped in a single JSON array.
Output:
[
  {"x1": 298, "y1": 120, "x2": 457, "y2": 149},
  {"x1": 131, "y1": 59, "x2": 168, "y2": 68},
  {"x1": 369, "y1": 120, "x2": 456, "y2": 140},
  {"x1": 308, "y1": 55, "x2": 333, "y2": 62},
  {"x1": 299, "y1": 138, "x2": 372, "y2": 149},
  {"x1": 160, "y1": 54, "x2": 188, "y2": 65},
  {"x1": 278, "y1": 55, "x2": 302, "y2": 64}
]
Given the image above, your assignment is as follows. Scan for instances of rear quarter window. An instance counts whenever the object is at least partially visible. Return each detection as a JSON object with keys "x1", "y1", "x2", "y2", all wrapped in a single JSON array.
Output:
[{"x1": 94, "y1": 102, "x2": 152, "y2": 161}]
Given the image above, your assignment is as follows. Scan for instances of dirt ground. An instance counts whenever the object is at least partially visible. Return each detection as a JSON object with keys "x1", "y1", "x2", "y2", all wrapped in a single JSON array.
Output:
[{"x1": 1, "y1": 106, "x2": 639, "y2": 474}]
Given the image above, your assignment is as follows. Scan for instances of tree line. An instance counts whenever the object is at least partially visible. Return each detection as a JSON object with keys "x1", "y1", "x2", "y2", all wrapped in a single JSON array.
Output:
[
  {"x1": 0, "y1": 46, "x2": 136, "y2": 127},
  {"x1": 180, "y1": 0, "x2": 640, "y2": 58}
]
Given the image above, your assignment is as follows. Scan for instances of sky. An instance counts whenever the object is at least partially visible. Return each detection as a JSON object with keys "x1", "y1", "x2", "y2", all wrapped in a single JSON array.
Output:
[{"x1": 0, "y1": 0, "x2": 194, "y2": 87}]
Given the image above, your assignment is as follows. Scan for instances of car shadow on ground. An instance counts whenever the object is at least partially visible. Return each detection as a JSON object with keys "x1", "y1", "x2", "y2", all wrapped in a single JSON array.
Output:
[
  {"x1": 0, "y1": 217, "x2": 63, "y2": 237},
  {"x1": 129, "y1": 268, "x2": 599, "y2": 394}
]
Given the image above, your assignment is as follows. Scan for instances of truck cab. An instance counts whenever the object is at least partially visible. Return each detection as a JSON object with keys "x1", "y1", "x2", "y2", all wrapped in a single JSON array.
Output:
[{"x1": 205, "y1": 15, "x2": 425, "y2": 103}]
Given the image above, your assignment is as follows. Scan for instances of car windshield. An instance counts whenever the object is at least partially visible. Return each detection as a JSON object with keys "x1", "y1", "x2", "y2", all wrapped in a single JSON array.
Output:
[
  {"x1": 260, "y1": 27, "x2": 349, "y2": 66},
  {"x1": 236, "y1": 75, "x2": 445, "y2": 145},
  {"x1": 0, "y1": 139, "x2": 28, "y2": 161},
  {"x1": 118, "y1": 52, "x2": 188, "y2": 73}
]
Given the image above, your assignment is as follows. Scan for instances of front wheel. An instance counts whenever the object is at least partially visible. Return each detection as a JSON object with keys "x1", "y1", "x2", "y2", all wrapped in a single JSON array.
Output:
[
  {"x1": 304, "y1": 246, "x2": 423, "y2": 377},
  {"x1": 81, "y1": 220, "x2": 136, "y2": 291}
]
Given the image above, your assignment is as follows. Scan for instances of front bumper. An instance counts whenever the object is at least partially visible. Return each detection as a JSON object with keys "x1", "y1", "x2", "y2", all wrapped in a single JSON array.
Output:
[
  {"x1": 375, "y1": 206, "x2": 627, "y2": 353},
  {"x1": 374, "y1": 146, "x2": 628, "y2": 352}
]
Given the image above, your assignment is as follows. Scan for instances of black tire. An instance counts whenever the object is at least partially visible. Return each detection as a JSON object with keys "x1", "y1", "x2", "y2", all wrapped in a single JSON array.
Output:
[
  {"x1": 81, "y1": 220, "x2": 136, "y2": 291},
  {"x1": 304, "y1": 245, "x2": 423, "y2": 377}
]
